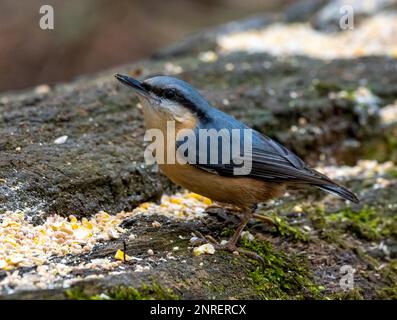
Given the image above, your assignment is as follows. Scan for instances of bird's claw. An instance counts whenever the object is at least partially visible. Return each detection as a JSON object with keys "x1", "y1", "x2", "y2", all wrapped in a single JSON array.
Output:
[
  {"x1": 191, "y1": 231, "x2": 218, "y2": 245},
  {"x1": 216, "y1": 242, "x2": 265, "y2": 270},
  {"x1": 252, "y1": 213, "x2": 275, "y2": 226},
  {"x1": 192, "y1": 232, "x2": 265, "y2": 270}
]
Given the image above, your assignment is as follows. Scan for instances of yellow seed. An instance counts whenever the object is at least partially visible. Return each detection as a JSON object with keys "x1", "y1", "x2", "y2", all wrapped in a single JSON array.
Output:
[
  {"x1": 188, "y1": 192, "x2": 202, "y2": 200},
  {"x1": 188, "y1": 192, "x2": 212, "y2": 205},
  {"x1": 60, "y1": 224, "x2": 73, "y2": 234},
  {"x1": 175, "y1": 211, "x2": 184, "y2": 218},
  {"x1": 98, "y1": 212, "x2": 110, "y2": 220},
  {"x1": 114, "y1": 249, "x2": 131, "y2": 261},
  {"x1": 139, "y1": 202, "x2": 151, "y2": 210},
  {"x1": 170, "y1": 198, "x2": 183, "y2": 205},
  {"x1": 4, "y1": 237, "x2": 18, "y2": 247},
  {"x1": 193, "y1": 243, "x2": 215, "y2": 256},
  {"x1": 0, "y1": 263, "x2": 13, "y2": 271},
  {"x1": 3, "y1": 221, "x2": 21, "y2": 228},
  {"x1": 69, "y1": 215, "x2": 77, "y2": 223},
  {"x1": 83, "y1": 221, "x2": 93, "y2": 230}
]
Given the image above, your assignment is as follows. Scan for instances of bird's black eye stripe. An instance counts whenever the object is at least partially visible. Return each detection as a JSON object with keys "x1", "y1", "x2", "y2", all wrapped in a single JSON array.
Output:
[
  {"x1": 164, "y1": 89, "x2": 177, "y2": 99},
  {"x1": 143, "y1": 82, "x2": 209, "y2": 122},
  {"x1": 144, "y1": 85, "x2": 178, "y2": 100},
  {"x1": 141, "y1": 82, "x2": 151, "y2": 91}
]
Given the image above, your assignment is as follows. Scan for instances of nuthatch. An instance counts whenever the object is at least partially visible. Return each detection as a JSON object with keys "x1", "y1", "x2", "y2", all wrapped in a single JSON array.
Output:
[{"x1": 115, "y1": 73, "x2": 359, "y2": 262}]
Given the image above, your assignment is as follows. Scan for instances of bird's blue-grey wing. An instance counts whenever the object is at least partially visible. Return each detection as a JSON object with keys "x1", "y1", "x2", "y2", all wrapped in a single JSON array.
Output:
[
  {"x1": 183, "y1": 128, "x2": 331, "y2": 184},
  {"x1": 175, "y1": 105, "x2": 358, "y2": 203}
]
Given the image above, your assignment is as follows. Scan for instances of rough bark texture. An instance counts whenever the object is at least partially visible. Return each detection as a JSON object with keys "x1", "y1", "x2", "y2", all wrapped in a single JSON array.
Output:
[{"x1": 0, "y1": 0, "x2": 396, "y2": 299}]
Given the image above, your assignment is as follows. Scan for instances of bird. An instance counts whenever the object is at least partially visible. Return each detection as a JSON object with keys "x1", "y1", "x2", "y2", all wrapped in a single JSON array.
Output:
[{"x1": 115, "y1": 73, "x2": 359, "y2": 263}]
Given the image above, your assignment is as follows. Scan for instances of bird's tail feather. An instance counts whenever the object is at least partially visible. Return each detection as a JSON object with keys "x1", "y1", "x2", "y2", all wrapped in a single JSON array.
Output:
[{"x1": 317, "y1": 184, "x2": 359, "y2": 204}]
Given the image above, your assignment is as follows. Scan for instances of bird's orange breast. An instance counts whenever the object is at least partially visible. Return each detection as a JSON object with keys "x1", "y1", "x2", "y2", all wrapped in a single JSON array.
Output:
[{"x1": 159, "y1": 162, "x2": 285, "y2": 208}]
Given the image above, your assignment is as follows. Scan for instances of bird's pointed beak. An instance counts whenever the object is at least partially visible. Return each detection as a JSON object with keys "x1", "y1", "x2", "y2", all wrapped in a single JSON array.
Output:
[{"x1": 115, "y1": 73, "x2": 151, "y2": 99}]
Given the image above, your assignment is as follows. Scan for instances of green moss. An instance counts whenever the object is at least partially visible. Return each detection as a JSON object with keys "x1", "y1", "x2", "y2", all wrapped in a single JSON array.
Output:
[
  {"x1": 329, "y1": 288, "x2": 364, "y2": 300},
  {"x1": 65, "y1": 288, "x2": 94, "y2": 300},
  {"x1": 254, "y1": 204, "x2": 311, "y2": 242},
  {"x1": 326, "y1": 206, "x2": 396, "y2": 241},
  {"x1": 386, "y1": 135, "x2": 397, "y2": 154},
  {"x1": 377, "y1": 286, "x2": 397, "y2": 300},
  {"x1": 220, "y1": 227, "x2": 235, "y2": 238},
  {"x1": 65, "y1": 282, "x2": 180, "y2": 300},
  {"x1": 106, "y1": 283, "x2": 179, "y2": 300},
  {"x1": 269, "y1": 213, "x2": 310, "y2": 242},
  {"x1": 312, "y1": 80, "x2": 343, "y2": 96},
  {"x1": 386, "y1": 167, "x2": 397, "y2": 179},
  {"x1": 308, "y1": 205, "x2": 327, "y2": 230},
  {"x1": 202, "y1": 280, "x2": 226, "y2": 296},
  {"x1": 241, "y1": 239, "x2": 323, "y2": 299},
  {"x1": 376, "y1": 261, "x2": 397, "y2": 300},
  {"x1": 319, "y1": 229, "x2": 348, "y2": 248},
  {"x1": 309, "y1": 204, "x2": 396, "y2": 242}
]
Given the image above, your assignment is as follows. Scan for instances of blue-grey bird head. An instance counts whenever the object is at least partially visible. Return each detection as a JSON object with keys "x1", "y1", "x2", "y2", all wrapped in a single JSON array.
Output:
[{"x1": 115, "y1": 74, "x2": 210, "y2": 121}]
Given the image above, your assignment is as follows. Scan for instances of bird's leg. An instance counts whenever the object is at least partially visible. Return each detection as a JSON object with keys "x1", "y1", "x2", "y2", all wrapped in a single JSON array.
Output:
[
  {"x1": 193, "y1": 208, "x2": 266, "y2": 268},
  {"x1": 192, "y1": 230, "x2": 218, "y2": 245},
  {"x1": 217, "y1": 210, "x2": 265, "y2": 269},
  {"x1": 225, "y1": 211, "x2": 251, "y2": 247},
  {"x1": 193, "y1": 215, "x2": 265, "y2": 268},
  {"x1": 251, "y1": 203, "x2": 275, "y2": 226}
]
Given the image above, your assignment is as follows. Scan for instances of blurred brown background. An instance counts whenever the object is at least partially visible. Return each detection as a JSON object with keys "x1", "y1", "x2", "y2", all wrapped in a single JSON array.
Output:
[{"x1": 0, "y1": 0, "x2": 291, "y2": 93}]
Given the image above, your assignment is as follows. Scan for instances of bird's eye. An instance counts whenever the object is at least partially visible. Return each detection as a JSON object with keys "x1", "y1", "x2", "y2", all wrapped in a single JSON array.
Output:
[{"x1": 164, "y1": 89, "x2": 176, "y2": 99}]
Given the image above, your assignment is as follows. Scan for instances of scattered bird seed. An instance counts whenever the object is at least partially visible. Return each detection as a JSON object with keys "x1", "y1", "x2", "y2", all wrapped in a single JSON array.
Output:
[
  {"x1": 0, "y1": 192, "x2": 211, "y2": 272},
  {"x1": 152, "y1": 221, "x2": 162, "y2": 228},
  {"x1": 193, "y1": 244, "x2": 215, "y2": 256},
  {"x1": 218, "y1": 14, "x2": 397, "y2": 59},
  {"x1": 54, "y1": 135, "x2": 68, "y2": 145}
]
